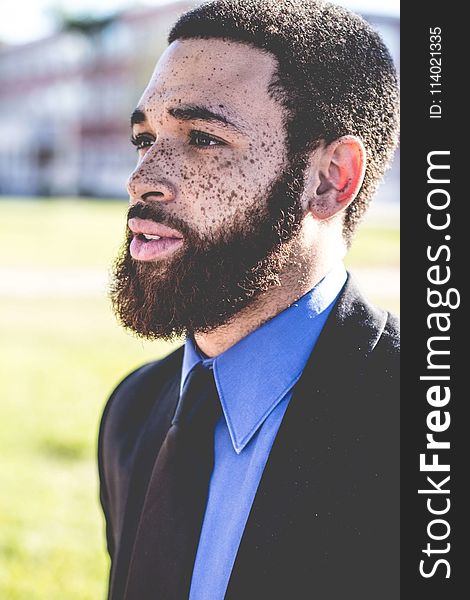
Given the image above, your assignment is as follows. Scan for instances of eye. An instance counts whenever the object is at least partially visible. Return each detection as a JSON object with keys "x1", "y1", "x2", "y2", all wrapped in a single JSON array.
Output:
[
  {"x1": 189, "y1": 130, "x2": 226, "y2": 148},
  {"x1": 130, "y1": 133, "x2": 155, "y2": 151}
]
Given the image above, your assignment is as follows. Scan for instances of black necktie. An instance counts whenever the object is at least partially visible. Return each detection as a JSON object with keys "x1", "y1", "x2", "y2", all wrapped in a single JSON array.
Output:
[{"x1": 124, "y1": 362, "x2": 221, "y2": 600}]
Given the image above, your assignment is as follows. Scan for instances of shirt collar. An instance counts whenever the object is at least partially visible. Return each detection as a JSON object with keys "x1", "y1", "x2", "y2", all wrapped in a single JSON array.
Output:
[{"x1": 181, "y1": 263, "x2": 347, "y2": 454}]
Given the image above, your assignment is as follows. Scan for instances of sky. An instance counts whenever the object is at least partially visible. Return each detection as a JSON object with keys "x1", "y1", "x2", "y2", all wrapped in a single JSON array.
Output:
[{"x1": 0, "y1": 0, "x2": 399, "y2": 46}]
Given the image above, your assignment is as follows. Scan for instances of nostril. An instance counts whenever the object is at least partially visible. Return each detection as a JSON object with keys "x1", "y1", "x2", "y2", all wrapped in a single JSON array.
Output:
[
  {"x1": 141, "y1": 191, "x2": 165, "y2": 200},
  {"x1": 127, "y1": 177, "x2": 176, "y2": 204}
]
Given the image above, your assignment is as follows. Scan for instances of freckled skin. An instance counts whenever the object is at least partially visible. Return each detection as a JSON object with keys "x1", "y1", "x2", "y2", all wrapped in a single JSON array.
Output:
[{"x1": 128, "y1": 39, "x2": 287, "y2": 241}]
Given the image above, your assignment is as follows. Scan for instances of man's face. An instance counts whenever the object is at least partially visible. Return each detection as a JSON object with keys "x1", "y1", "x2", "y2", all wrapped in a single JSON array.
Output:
[
  {"x1": 128, "y1": 37, "x2": 290, "y2": 239},
  {"x1": 111, "y1": 38, "x2": 308, "y2": 339}
]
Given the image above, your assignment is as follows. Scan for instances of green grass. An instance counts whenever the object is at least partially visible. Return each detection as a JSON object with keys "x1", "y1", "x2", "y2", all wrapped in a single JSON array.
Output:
[
  {"x1": 0, "y1": 198, "x2": 127, "y2": 268},
  {"x1": 0, "y1": 198, "x2": 399, "y2": 599},
  {"x1": 0, "y1": 294, "x2": 179, "y2": 600},
  {"x1": 345, "y1": 225, "x2": 399, "y2": 268}
]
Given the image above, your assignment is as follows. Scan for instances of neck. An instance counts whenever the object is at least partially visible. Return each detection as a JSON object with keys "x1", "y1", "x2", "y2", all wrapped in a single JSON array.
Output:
[{"x1": 194, "y1": 228, "x2": 342, "y2": 357}]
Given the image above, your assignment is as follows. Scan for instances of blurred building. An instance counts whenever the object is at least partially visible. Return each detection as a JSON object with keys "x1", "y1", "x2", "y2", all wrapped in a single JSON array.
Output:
[{"x1": 0, "y1": 2, "x2": 399, "y2": 200}]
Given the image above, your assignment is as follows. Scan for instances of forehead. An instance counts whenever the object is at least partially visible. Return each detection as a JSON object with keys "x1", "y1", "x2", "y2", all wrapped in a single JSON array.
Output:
[{"x1": 138, "y1": 38, "x2": 282, "y2": 127}]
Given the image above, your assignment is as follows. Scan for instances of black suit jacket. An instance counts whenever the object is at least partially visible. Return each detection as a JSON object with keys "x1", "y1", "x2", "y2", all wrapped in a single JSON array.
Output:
[{"x1": 98, "y1": 276, "x2": 400, "y2": 599}]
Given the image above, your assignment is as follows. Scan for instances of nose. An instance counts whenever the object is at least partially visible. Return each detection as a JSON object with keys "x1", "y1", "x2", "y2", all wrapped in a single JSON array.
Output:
[{"x1": 126, "y1": 162, "x2": 176, "y2": 206}]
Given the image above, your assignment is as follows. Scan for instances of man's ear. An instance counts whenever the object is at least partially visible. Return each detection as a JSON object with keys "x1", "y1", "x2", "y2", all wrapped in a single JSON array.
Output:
[{"x1": 303, "y1": 136, "x2": 366, "y2": 221}]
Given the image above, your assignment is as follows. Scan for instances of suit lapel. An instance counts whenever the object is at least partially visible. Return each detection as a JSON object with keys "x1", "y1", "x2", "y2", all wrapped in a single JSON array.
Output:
[{"x1": 225, "y1": 276, "x2": 388, "y2": 597}]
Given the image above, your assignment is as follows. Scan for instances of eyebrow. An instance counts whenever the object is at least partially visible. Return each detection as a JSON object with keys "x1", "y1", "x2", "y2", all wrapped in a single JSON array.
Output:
[
  {"x1": 168, "y1": 104, "x2": 242, "y2": 131},
  {"x1": 130, "y1": 104, "x2": 243, "y2": 132}
]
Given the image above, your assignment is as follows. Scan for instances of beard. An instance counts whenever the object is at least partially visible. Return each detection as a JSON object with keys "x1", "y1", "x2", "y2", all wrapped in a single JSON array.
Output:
[{"x1": 109, "y1": 157, "x2": 307, "y2": 341}]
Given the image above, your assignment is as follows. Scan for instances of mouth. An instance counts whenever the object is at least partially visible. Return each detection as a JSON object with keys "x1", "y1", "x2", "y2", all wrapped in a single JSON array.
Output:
[{"x1": 128, "y1": 217, "x2": 184, "y2": 262}]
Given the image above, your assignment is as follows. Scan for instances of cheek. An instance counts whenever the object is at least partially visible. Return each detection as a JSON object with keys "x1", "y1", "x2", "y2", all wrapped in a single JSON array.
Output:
[
  {"x1": 220, "y1": 133, "x2": 287, "y2": 215},
  {"x1": 161, "y1": 131, "x2": 286, "y2": 231},
  {"x1": 170, "y1": 153, "x2": 253, "y2": 230}
]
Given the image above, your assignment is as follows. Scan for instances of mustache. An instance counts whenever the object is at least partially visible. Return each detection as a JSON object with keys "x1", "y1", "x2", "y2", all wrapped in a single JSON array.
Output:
[{"x1": 127, "y1": 201, "x2": 194, "y2": 239}]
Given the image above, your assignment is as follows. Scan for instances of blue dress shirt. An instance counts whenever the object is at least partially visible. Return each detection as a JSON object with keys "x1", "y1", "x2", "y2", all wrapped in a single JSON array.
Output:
[{"x1": 182, "y1": 264, "x2": 347, "y2": 600}]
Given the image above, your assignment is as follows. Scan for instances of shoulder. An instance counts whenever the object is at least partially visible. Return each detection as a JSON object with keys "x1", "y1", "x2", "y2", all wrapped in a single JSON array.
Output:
[
  {"x1": 331, "y1": 272, "x2": 400, "y2": 370},
  {"x1": 366, "y1": 310, "x2": 400, "y2": 388},
  {"x1": 378, "y1": 311, "x2": 400, "y2": 355},
  {"x1": 98, "y1": 345, "x2": 184, "y2": 475},
  {"x1": 97, "y1": 346, "x2": 184, "y2": 557},
  {"x1": 99, "y1": 345, "x2": 184, "y2": 442},
  {"x1": 97, "y1": 344, "x2": 184, "y2": 506}
]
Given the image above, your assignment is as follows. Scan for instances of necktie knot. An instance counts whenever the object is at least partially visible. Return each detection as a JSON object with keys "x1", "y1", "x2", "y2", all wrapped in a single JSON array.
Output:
[{"x1": 172, "y1": 362, "x2": 221, "y2": 429}]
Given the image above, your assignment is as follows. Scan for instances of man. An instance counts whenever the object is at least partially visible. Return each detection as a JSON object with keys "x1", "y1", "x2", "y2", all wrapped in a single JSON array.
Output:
[{"x1": 99, "y1": 1, "x2": 400, "y2": 599}]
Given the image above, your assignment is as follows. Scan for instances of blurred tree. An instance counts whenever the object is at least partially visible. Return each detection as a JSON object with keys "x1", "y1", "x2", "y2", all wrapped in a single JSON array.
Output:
[{"x1": 51, "y1": 9, "x2": 118, "y2": 37}]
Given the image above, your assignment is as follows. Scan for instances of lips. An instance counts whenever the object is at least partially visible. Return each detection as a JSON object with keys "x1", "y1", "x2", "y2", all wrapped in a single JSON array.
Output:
[
  {"x1": 128, "y1": 217, "x2": 184, "y2": 261},
  {"x1": 128, "y1": 218, "x2": 184, "y2": 239}
]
